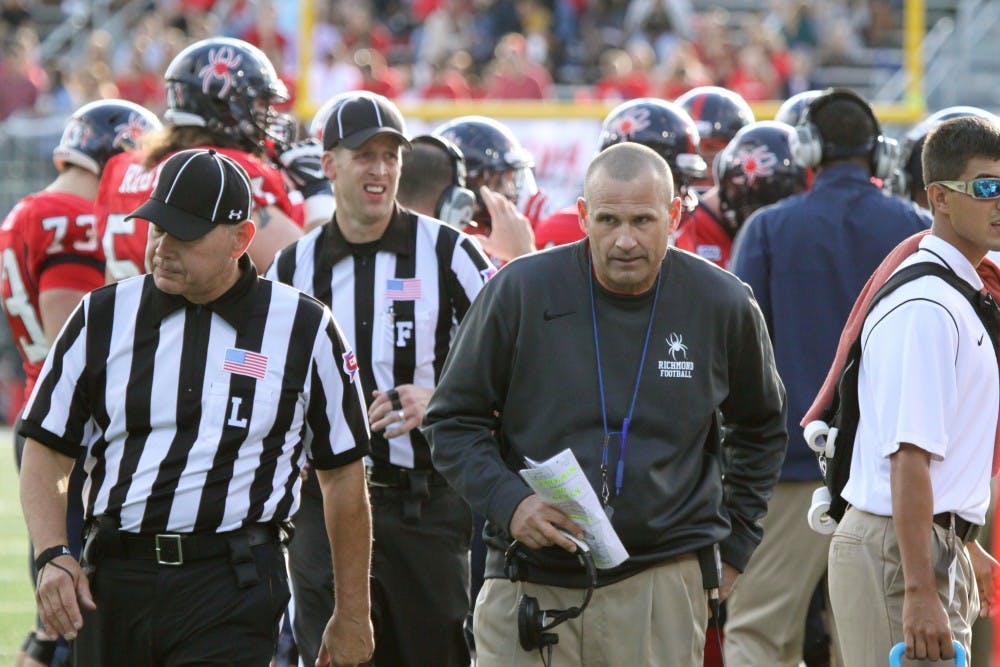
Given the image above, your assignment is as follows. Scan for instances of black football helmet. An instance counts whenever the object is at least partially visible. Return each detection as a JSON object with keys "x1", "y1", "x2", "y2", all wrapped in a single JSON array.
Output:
[
  {"x1": 599, "y1": 98, "x2": 707, "y2": 185},
  {"x1": 890, "y1": 105, "x2": 1000, "y2": 201},
  {"x1": 52, "y1": 99, "x2": 162, "y2": 175},
  {"x1": 433, "y1": 115, "x2": 537, "y2": 228},
  {"x1": 164, "y1": 37, "x2": 291, "y2": 150},
  {"x1": 676, "y1": 86, "x2": 754, "y2": 151},
  {"x1": 774, "y1": 90, "x2": 824, "y2": 127},
  {"x1": 716, "y1": 121, "x2": 807, "y2": 233}
]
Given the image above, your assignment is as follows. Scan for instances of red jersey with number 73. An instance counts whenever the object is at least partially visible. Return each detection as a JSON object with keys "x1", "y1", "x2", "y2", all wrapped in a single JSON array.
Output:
[{"x1": 0, "y1": 191, "x2": 105, "y2": 401}]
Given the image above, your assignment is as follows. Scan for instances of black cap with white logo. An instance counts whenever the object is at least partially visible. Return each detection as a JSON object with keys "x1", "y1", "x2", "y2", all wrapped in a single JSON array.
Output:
[
  {"x1": 126, "y1": 148, "x2": 253, "y2": 241},
  {"x1": 322, "y1": 93, "x2": 411, "y2": 151}
]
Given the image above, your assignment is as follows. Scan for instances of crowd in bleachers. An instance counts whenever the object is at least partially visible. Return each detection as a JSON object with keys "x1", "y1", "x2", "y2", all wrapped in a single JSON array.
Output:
[{"x1": 0, "y1": 0, "x2": 903, "y2": 122}]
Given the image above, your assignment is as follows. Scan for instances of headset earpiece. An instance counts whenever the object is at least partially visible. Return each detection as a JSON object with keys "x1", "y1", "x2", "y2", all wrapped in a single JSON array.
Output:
[
  {"x1": 793, "y1": 88, "x2": 897, "y2": 180},
  {"x1": 870, "y1": 134, "x2": 899, "y2": 182},
  {"x1": 517, "y1": 593, "x2": 558, "y2": 651},
  {"x1": 504, "y1": 539, "x2": 597, "y2": 654},
  {"x1": 411, "y1": 134, "x2": 477, "y2": 229},
  {"x1": 793, "y1": 123, "x2": 824, "y2": 170},
  {"x1": 436, "y1": 184, "x2": 476, "y2": 229}
]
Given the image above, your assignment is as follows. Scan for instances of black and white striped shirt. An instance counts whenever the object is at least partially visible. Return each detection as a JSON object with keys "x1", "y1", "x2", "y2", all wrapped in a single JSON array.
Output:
[
  {"x1": 20, "y1": 256, "x2": 370, "y2": 534},
  {"x1": 267, "y1": 206, "x2": 491, "y2": 470}
]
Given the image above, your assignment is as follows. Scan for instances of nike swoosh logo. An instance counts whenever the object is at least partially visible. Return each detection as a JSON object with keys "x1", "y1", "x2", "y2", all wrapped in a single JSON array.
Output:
[
  {"x1": 543, "y1": 309, "x2": 575, "y2": 321},
  {"x1": 979, "y1": 333, "x2": 985, "y2": 345}
]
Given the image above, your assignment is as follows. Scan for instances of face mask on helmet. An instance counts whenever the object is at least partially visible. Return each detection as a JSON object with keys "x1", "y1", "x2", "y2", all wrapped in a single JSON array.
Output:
[
  {"x1": 163, "y1": 37, "x2": 292, "y2": 151},
  {"x1": 53, "y1": 99, "x2": 162, "y2": 175}
]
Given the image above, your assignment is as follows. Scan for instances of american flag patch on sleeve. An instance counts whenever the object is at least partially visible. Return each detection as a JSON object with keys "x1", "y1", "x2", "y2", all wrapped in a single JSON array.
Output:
[
  {"x1": 385, "y1": 278, "x2": 422, "y2": 300},
  {"x1": 223, "y1": 347, "x2": 269, "y2": 379}
]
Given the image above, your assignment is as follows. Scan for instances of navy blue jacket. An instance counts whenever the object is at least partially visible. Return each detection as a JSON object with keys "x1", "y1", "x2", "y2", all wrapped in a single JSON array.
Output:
[{"x1": 731, "y1": 163, "x2": 931, "y2": 481}]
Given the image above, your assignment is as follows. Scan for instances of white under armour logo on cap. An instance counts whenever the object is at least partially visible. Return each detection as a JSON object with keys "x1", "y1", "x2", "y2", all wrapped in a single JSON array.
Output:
[{"x1": 124, "y1": 148, "x2": 254, "y2": 241}]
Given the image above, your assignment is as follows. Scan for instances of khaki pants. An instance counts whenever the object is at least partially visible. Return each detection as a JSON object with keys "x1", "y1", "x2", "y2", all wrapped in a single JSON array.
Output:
[
  {"x1": 724, "y1": 481, "x2": 833, "y2": 667},
  {"x1": 828, "y1": 507, "x2": 978, "y2": 667},
  {"x1": 473, "y1": 555, "x2": 708, "y2": 667}
]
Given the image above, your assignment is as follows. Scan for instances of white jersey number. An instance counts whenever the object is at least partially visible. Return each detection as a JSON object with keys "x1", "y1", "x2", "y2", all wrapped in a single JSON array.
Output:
[
  {"x1": 1, "y1": 248, "x2": 49, "y2": 363},
  {"x1": 103, "y1": 213, "x2": 142, "y2": 280}
]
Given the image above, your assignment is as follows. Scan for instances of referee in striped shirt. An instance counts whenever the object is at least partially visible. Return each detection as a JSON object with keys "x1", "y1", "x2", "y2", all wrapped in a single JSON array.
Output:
[
  {"x1": 268, "y1": 93, "x2": 492, "y2": 667},
  {"x1": 18, "y1": 149, "x2": 374, "y2": 667}
]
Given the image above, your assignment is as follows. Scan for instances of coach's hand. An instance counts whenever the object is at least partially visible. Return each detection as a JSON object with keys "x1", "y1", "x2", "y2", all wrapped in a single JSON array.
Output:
[
  {"x1": 316, "y1": 609, "x2": 374, "y2": 667},
  {"x1": 510, "y1": 494, "x2": 585, "y2": 553},
  {"x1": 369, "y1": 385, "x2": 434, "y2": 438},
  {"x1": 35, "y1": 554, "x2": 95, "y2": 640}
]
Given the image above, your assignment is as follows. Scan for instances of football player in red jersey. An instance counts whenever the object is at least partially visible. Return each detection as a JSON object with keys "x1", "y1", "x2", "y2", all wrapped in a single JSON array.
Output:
[
  {"x1": 675, "y1": 121, "x2": 807, "y2": 267},
  {"x1": 96, "y1": 37, "x2": 318, "y2": 281},
  {"x1": 533, "y1": 204, "x2": 585, "y2": 250},
  {"x1": 3, "y1": 99, "x2": 160, "y2": 667}
]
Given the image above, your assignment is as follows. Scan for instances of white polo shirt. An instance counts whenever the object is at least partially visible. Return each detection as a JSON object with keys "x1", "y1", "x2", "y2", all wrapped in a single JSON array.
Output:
[{"x1": 842, "y1": 235, "x2": 998, "y2": 524}]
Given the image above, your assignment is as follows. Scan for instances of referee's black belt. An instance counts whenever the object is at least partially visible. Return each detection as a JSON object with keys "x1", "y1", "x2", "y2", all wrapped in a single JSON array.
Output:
[
  {"x1": 933, "y1": 512, "x2": 980, "y2": 543},
  {"x1": 366, "y1": 464, "x2": 449, "y2": 489},
  {"x1": 117, "y1": 524, "x2": 278, "y2": 566}
]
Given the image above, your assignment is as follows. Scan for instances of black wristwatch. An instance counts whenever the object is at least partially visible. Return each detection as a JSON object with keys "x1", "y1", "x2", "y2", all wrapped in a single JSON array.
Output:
[{"x1": 34, "y1": 545, "x2": 72, "y2": 572}]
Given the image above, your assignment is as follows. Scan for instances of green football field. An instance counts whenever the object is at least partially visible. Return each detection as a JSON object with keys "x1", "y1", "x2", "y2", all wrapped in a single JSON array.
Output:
[{"x1": 0, "y1": 429, "x2": 35, "y2": 662}]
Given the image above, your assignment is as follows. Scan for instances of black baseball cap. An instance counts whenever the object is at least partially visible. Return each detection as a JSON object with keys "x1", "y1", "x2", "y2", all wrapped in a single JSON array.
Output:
[
  {"x1": 126, "y1": 148, "x2": 253, "y2": 241},
  {"x1": 322, "y1": 93, "x2": 411, "y2": 151}
]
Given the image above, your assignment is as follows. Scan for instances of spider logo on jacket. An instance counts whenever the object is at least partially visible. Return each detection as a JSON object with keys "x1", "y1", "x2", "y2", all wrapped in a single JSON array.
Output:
[{"x1": 667, "y1": 333, "x2": 688, "y2": 361}]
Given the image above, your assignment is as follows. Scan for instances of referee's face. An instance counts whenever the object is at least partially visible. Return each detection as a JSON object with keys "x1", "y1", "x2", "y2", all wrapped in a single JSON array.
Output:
[
  {"x1": 147, "y1": 222, "x2": 253, "y2": 303},
  {"x1": 326, "y1": 135, "x2": 402, "y2": 230}
]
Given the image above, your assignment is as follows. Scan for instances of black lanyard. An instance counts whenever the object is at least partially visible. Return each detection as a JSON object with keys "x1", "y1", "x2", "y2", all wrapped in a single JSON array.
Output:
[{"x1": 589, "y1": 261, "x2": 661, "y2": 508}]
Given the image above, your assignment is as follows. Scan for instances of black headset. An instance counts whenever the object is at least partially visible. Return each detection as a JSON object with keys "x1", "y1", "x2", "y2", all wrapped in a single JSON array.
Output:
[
  {"x1": 504, "y1": 538, "x2": 597, "y2": 655},
  {"x1": 410, "y1": 134, "x2": 476, "y2": 229},
  {"x1": 793, "y1": 88, "x2": 897, "y2": 180}
]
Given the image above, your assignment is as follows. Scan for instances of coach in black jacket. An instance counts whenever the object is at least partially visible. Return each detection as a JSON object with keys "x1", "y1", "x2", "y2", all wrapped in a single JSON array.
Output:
[{"x1": 424, "y1": 142, "x2": 787, "y2": 666}]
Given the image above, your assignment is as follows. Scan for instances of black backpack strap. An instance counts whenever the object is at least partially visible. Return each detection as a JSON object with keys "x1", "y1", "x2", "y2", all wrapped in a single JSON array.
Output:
[
  {"x1": 823, "y1": 263, "x2": 952, "y2": 424},
  {"x1": 868, "y1": 262, "x2": 1000, "y2": 351}
]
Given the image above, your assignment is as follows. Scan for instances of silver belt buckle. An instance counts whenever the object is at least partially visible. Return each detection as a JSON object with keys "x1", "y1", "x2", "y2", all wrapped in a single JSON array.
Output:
[{"x1": 155, "y1": 534, "x2": 184, "y2": 565}]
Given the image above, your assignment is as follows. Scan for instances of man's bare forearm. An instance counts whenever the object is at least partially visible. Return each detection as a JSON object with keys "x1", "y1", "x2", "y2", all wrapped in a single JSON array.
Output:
[
  {"x1": 20, "y1": 438, "x2": 75, "y2": 553},
  {"x1": 891, "y1": 444, "x2": 936, "y2": 594},
  {"x1": 317, "y1": 459, "x2": 372, "y2": 616}
]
